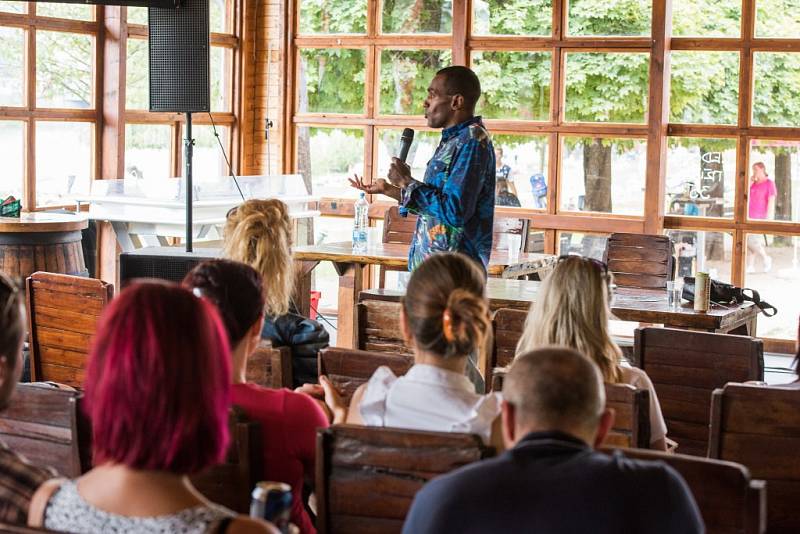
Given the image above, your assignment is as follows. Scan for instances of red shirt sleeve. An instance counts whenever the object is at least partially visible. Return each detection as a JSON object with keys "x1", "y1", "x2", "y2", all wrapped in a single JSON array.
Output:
[{"x1": 284, "y1": 391, "x2": 330, "y2": 473}]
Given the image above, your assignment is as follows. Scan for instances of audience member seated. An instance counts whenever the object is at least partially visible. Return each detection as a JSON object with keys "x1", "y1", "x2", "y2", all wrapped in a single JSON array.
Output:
[
  {"x1": 184, "y1": 260, "x2": 339, "y2": 534},
  {"x1": 0, "y1": 273, "x2": 56, "y2": 525},
  {"x1": 27, "y1": 282, "x2": 275, "y2": 533},
  {"x1": 343, "y1": 252, "x2": 501, "y2": 445},
  {"x1": 224, "y1": 199, "x2": 329, "y2": 387},
  {"x1": 516, "y1": 255, "x2": 669, "y2": 450},
  {"x1": 402, "y1": 347, "x2": 704, "y2": 534}
]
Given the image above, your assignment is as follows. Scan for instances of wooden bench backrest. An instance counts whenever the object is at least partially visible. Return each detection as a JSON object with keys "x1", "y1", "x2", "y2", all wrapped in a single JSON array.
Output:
[
  {"x1": 709, "y1": 383, "x2": 800, "y2": 533},
  {"x1": 383, "y1": 206, "x2": 417, "y2": 245},
  {"x1": 191, "y1": 408, "x2": 264, "y2": 514},
  {"x1": 319, "y1": 347, "x2": 413, "y2": 406},
  {"x1": 603, "y1": 233, "x2": 674, "y2": 289},
  {"x1": 27, "y1": 271, "x2": 113, "y2": 388},
  {"x1": 491, "y1": 308, "x2": 527, "y2": 373},
  {"x1": 316, "y1": 424, "x2": 493, "y2": 534},
  {"x1": 633, "y1": 327, "x2": 763, "y2": 456},
  {"x1": 603, "y1": 382, "x2": 651, "y2": 449},
  {"x1": 357, "y1": 298, "x2": 411, "y2": 356},
  {"x1": 603, "y1": 446, "x2": 766, "y2": 534},
  {"x1": 0, "y1": 383, "x2": 91, "y2": 477},
  {"x1": 246, "y1": 342, "x2": 292, "y2": 389}
]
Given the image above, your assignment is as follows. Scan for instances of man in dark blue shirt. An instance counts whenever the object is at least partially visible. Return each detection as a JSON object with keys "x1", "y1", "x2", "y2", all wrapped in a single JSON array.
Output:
[{"x1": 402, "y1": 347, "x2": 704, "y2": 534}]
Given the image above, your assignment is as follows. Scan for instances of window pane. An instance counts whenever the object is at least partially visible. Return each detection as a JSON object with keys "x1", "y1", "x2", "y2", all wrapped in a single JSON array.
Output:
[
  {"x1": 749, "y1": 141, "x2": 800, "y2": 223},
  {"x1": 125, "y1": 39, "x2": 148, "y2": 110},
  {"x1": 211, "y1": 46, "x2": 232, "y2": 112},
  {"x1": 36, "y1": 122, "x2": 93, "y2": 207},
  {"x1": 0, "y1": 121, "x2": 24, "y2": 202},
  {"x1": 567, "y1": 0, "x2": 651, "y2": 36},
  {"x1": 36, "y1": 31, "x2": 94, "y2": 109},
  {"x1": 564, "y1": 52, "x2": 649, "y2": 123},
  {"x1": 381, "y1": 0, "x2": 452, "y2": 34},
  {"x1": 752, "y1": 52, "x2": 800, "y2": 128},
  {"x1": 0, "y1": 2, "x2": 26, "y2": 14},
  {"x1": 472, "y1": 0, "x2": 552, "y2": 36},
  {"x1": 756, "y1": 0, "x2": 800, "y2": 38},
  {"x1": 297, "y1": 126, "x2": 364, "y2": 198},
  {"x1": 125, "y1": 124, "x2": 172, "y2": 180},
  {"x1": 492, "y1": 134, "x2": 549, "y2": 209},
  {"x1": 299, "y1": 0, "x2": 367, "y2": 34},
  {"x1": 379, "y1": 49, "x2": 450, "y2": 115},
  {"x1": 376, "y1": 128, "x2": 441, "y2": 181},
  {"x1": 558, "y1": 231, "x2": 608, "y2": 260},
  {"x1": 0, "y1": 27, "x2": 25, "y2": 107},
  {"x1": 210, "y1": 0, "x2": 227, "y2": 33},
  {"x1": 670, "y1": 52, "x2": 739, "y2": 125},
  {"x1": 36, "y1": 3, "x2": 93, "y2": 20},
  {"x1": 560, "y1": 137, "x2": 647, "y2": 215},
  {"x1": 672, "y1": 0, "x2": 740, "y2": 37},
  {"x1": 184, "y1": 124, "x2": 230, "y2": 181},
  {"x1": 298, "y1": 49, "x2": 366, "y2": 114},
  {"x1": 313, "y1": 216, "x2": 355, "y2": 313},
  {"x1": 128, "y1": 6, "x2": 147, "y2": 25},
  {"x1": 744, "y1": 233, "x2": 800, "y2": 340},
  {"x1": 666, "y1": 138, "x2": 736, "y2": 218},
  {"x1": 472, "y1": 51, "x2": 551, "y2": 121},
  {"x1": 665, "y1": 230, "x2": 733, "y2": 282}
]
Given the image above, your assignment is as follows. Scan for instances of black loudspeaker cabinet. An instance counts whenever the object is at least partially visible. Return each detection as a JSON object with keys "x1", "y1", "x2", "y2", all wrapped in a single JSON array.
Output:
[
  {"x1": 119, "y1": 247, "x2": 220, "y2": 287},
  {"x1": 148, "y1": 0, "x2": 210, "y2": 112}
]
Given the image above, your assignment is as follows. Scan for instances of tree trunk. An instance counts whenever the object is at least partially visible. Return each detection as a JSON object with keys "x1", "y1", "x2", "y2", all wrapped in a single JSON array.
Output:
[
  {"x1": 774, "y1": 151, "x2": 792, "y2": 245},
  {"x1": 297, "y1": 58, "x2": 313, "y2": 196},
  {"x1": 582, "y1": 139, "x2": 612, "y2": 213},
  {"x1": 699, "y1": 147, "x2": 724, "y2": 260}
]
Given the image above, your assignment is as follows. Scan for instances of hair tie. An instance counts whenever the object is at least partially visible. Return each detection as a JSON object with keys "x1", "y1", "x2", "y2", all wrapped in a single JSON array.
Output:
[{"x1": 442, "y1": 309, "x2": 455, "y2": 343}]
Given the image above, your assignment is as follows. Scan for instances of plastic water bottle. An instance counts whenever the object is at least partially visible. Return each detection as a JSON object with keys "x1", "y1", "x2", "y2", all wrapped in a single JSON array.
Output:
[{"x1": 353, "y1": 192, "x2": 369, "y2": 253}]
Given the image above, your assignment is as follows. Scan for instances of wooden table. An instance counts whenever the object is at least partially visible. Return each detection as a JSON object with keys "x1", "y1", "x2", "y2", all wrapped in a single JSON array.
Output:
[
  {"x1": 293, "y1": 241, "x2": 557, "y2": 348},
  {"x1": 362, "y1": 278, "x2": 759, "y2": 336},
  {"x1": 0, "y1": 213, "x2": 89, "y2": 283}
]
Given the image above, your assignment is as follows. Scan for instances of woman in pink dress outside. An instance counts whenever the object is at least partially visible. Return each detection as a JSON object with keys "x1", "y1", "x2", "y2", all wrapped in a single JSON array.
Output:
[{"x1": 747, "y1": 161, "x2": 777, "y2": 273}]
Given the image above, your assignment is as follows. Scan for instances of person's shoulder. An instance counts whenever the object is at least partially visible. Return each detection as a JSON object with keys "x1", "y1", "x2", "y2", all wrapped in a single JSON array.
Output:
[
  {"x1": 466, "y1": 121, "x2": 491, "y2": 143},
  {"x1": 618, "y1": 364, "x2": 655, "y2": 389},
  {"x1": 418, "y1": 452, "x2": 510, "y2": 500}
]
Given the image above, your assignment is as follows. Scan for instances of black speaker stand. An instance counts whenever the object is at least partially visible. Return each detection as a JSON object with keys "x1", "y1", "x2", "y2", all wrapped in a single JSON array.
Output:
[{"x1": 184, "y1": 112, "x2": 195, "y2": 253}]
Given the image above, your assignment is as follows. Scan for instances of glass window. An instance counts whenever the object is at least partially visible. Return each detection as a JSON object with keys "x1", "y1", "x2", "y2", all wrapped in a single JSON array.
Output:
[
  {"x1": 183, "y1": 124, "x2": 230, "y2": 181},
  {"x1": 376, "y1": 128, "x2": 441, "y2": 181},
  {"x1": 671, "y1": 0, "x2": 740, "y2": 37},
  {"x1": 298, "y1": 48, "x2": 366, "y2": 114},
  {"x1": 125, "y1": 124, "x2": 172, "y2": 180},
  {"x1": 749, "y1": 141, "x2": 800, "y2": 223},
  {"x1": 127, "y1": 6, "x2": 148, "y2": 25},
  {"x1": 557, "y1": 231, "x2": 608, "y2": 260},
  {"x1": 560, "y1": 136, "x2": 647, "y2": 215},
  {"x1": 299, "y1": 0, "x2": 367, "y2": 34},
  {"x1": 472, "y1": 51, "x2": 551, "y2": 121},
  {"x1": 564, "y1": 52, "x2": 650, "y2": 123},
  {"x1": 36, "y1": 31, "x2": 94, "y2": 109},
  {"x1": 36, "y1": 3, "x2": 93, "y2": 20},
  {"x1": 211, "y1": 45, "x2": 233, "y2": 112},
  {"x1": 209, "y1": 0, "x2": 227, "y2": 33},
  {"x1": 666, "y1": 137, "x2": 736, "y2": 218},
  {"x1": 36, "y1": 121, "x2": 93, "y2": 207},
  {"x1": 0, "y1": 121, "x2": 25, "y2": 202},
  {"x1": 752, "y1": 52, "x2": 800, "y2": 128},
  {"x1": 379, "y1": 49, "x2": 450, "y2": 115},
  {"x1": 744, "y1": 233, "x2": 800, "y2": 340},
  {"x1": 381, "y1": 0, "x2": 452, "y2": 34},
  {"x1": 0, "y1": 2, "x2": 26, "y2": 14},
  {"x1": 755, "y1": 0, "x2": 800, "y2": 38},
  {"x1": 472, "y1": 0, "x2": 552, "y2": 36},
  {"x1": 491, "y1": 134, "x2": 549, "y2": 209},
  {"x1": 567, "y1": 0, "x2": 651, "y2": 37},
  {"x1": 297, "y1": 126, "x2": 364, "y2": 198},
  {"x1": 0, "y1": 27, "x2": 25, "y2": 107},
  {"x1": 125, "y1": 38, "x2": 149, "y2": 110},
  {"x1": 313, "y1": 216, "x2": 355, "y2": 313},
  {"x1": 665, "y1": 229, "x2": 733, "y2": 282},
  {"x1": 669, "y1": 52, "x2": 739, "y2": 125}
]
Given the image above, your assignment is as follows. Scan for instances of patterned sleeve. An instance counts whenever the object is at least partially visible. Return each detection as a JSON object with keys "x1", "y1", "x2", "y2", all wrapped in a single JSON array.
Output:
[{"x1": 400, "y1": 134, "x2": 493, "y2": 229}]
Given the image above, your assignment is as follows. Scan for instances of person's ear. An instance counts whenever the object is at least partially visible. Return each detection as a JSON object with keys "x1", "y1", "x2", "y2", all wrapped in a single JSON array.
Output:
[
  {"x1": 593, "y1": 408, "x2": 616, "y2": 448},
  {"x1": 501, "y1": 400, "x2": 517, "y2": 449},
  {"x1": 450, "y1": 93, "x2": 465, "y2": 111}
]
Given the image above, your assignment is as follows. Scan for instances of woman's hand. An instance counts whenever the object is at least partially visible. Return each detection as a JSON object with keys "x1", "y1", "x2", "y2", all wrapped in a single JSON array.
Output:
[{"x1": 295, "y1": 375, "x2": 347, "y2": 424}]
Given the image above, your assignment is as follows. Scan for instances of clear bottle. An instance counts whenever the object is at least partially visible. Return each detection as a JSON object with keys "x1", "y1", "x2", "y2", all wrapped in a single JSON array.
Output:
[{"x1": 352, "y1": 192, "x2": 369, "y2": 253}]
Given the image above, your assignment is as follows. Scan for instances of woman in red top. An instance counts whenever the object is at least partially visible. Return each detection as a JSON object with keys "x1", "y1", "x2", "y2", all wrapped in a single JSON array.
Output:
[
  {"x1": 747, "y1": 162, "x2": 777, "y2": 273},
  {"x1": 184, "y1": 259, "x2": 338, "y2": 534}
]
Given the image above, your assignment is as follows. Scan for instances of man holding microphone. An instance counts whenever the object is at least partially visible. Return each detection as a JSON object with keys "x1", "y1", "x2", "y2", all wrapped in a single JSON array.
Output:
[{"x1": 350, "y1": 66, "x2": 496, "y2": 273}]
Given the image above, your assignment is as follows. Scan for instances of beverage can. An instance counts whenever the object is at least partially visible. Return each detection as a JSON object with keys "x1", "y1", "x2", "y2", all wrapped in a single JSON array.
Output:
[
  {"x1": 694, "y1": 272, "x2": 710, "y2": 312},
  {"x1": 250, "y1": 481, "x2": 292, "y2": 532}
]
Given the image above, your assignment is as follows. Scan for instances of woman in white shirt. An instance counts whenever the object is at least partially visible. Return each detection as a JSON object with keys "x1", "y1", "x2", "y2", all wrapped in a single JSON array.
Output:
[
  {"x1": 345, "y1": 252, "x2": 501, "y2": 445},
  {"x1": 515, "y1": 255, "x2": 669, "y2": 451}
]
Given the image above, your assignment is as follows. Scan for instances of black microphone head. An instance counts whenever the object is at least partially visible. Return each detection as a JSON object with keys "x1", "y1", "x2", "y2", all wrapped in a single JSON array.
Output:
[
  {"x1": 398, "y1": 128, "x2": 415, "y2": 163},
  {"x1": 401, "y1": 128, "x2": 415, "y2": 142}
]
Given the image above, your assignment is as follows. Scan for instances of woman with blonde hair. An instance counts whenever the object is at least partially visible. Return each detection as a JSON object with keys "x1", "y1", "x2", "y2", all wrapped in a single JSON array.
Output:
[
  {"x1": 516, "y1": 255, "x2": 668, "y2": 451},
  {"x1": 224, "y1": 198, "x2": 329, "y2": 387}
]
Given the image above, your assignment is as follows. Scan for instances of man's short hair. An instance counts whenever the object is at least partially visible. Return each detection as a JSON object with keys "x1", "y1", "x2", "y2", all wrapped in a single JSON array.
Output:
[
  {"x1": 436, "y1": 66, "x2": 481, "y2": 112},
  {"x1": 503, "y1": 347, "x2": 605, "y2": 433}
]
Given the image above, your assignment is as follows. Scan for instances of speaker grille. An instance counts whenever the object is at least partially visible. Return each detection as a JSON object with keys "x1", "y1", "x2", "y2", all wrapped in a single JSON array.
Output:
[{"x1": 148, "y1": 0, "x2": 210, "y2": 112}]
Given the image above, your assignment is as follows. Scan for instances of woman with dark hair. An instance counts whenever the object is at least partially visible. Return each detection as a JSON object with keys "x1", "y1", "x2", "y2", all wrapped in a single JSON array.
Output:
[
  {"x1": 184, "y1": 260, "x2": 337, "y2": 534},
  {"x1": 28, "y1": 282, "x2": 274, "y2": 533}
]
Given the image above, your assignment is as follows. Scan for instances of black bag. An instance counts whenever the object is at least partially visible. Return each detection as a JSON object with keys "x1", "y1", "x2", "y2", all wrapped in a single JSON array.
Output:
[{"x1": 682, "y1": 276, "x2": 777, "y2": 317}]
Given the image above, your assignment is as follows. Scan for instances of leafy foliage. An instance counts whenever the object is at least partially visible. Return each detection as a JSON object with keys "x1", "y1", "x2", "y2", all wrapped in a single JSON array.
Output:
[
  {"x1": 299, "y1": 0, "x2": 367, "y2": 34},
  {"x1": 300, "y1": 48, "x2": 366, "y2": 114},
  {"x1": 567, "y1": 0, "x2": 651, "y2": 36},
  {"x1": 472, "y1": 0, "x2": 552, "y2": 36},
  {"x1": 473, "y1": 51, "x2": 550, "y2": 121},
  {"x1": 379, "y1": 49, "x2": 451, "y2": 115}
]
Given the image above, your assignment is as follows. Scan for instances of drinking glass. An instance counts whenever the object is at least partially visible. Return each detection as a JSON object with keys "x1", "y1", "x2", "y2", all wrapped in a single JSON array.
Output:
[{"x1": 666, "y1": 280, "x2": 682, "y2": 310}]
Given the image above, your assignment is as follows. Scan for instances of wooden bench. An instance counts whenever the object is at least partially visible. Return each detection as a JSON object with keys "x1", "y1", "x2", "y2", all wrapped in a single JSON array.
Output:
[
  {"x1": 709, "y1": 383, "x2": 800, "y2": 533},
  {"x1": 633, "y1": 327, "x2": 763, "y2": 456},
  {"x1": 603, "y1": 233, "x2": 674, "y2": 289},
  {"x1": 603, "y1": 447, "x2": 766, "y2": 534},
  {"x1": 0, "y1": 383, "x2": 91, "y2": 477},
  {"x1": 319, "y1": 347, "x2": 414, "y2": 405},
  {"x1": 316, "y1": 425, "x2": 493, "y2": 534},
  {"x1": 27, "y1": 272, "x2": 113, "y2": 388},
  {"x1": 491, "y1": 307, "x2": 527, "y2": 375},
  {"x1": 357, "y1": 298, "x2": 412, "y2": 357},
  {"x1": 246, "y1": 342, "x2": 292, "y2": 389}
]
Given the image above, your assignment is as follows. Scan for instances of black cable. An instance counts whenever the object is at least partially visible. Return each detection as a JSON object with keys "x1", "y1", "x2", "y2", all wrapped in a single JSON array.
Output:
[
  {"x1": 208, "y1": 112, "x2": 245, "y2": 201},
  {"x1": 290, "y1": 296, "x2": 337, "y2": 331}
]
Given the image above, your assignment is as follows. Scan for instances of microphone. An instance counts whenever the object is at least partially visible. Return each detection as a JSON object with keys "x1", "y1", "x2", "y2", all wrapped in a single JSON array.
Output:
[{"x1": 398, "y1": 128, "x2": 415, "y2": 163}]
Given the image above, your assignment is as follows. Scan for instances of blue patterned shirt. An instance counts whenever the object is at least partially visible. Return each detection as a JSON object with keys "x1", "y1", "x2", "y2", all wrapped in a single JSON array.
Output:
[{"x1": 399, "y1": 116, "x2": 495, "y2": 272}]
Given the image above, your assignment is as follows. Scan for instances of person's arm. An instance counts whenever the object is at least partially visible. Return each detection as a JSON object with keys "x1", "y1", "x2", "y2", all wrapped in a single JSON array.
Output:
[
  {"x1": 348, "y1": 175, "x2": 401, "y2": 202},
  {"x1": 767, "y1": 195, "x2": 776, "y2": 220},
  {"x1": 345, "y1": 383, "x2": 367, "y2": 425}
]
